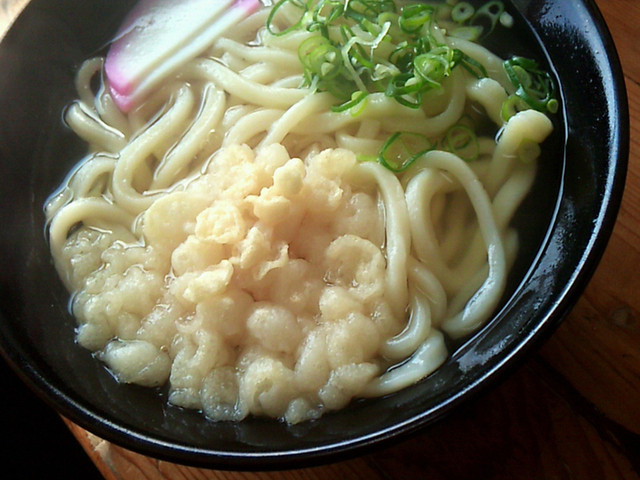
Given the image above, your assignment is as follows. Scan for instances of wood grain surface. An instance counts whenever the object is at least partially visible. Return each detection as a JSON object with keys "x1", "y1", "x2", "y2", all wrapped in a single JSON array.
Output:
[{"x1": 7, "y1": 0, "x2": 639, "y2": 478}]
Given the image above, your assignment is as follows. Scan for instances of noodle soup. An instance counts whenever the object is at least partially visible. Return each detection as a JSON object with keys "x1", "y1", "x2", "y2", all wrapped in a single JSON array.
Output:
[{"x1": 45, "y1": 0, "x2": 561, "y2": 424}]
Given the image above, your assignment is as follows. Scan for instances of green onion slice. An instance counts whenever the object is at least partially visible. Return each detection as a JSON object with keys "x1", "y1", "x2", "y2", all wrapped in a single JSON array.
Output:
[
  {"x1": 331, "y1": 90, "x2": 369, "y2": 114},
  {"x1": 444, "y1": 124, "x2": 479, "y2": 161},
  {"x1": 399, "y1": 4, "x2": 435, "y2": 33},
  {"x1": 379, "y1": 131, "x2": 434, "y2": 172},
  {"x1": 504, "y1": 56, "x2": 558, "y2": 114},
  {"x1": 501, "y1": 94, "x2": 530, "y2": 121},
  {"x1": 266, "y1": 0, "x2": 309, "y2": 36},
  {"x1": 451, "y1": 2, "x2": 475, "y2": 23},
  {"x1": 414, "y1": 50, "x2": 452, "y2": 87},
  {"x1": 470, "y1": 1, "x2": 504, "y2": 38},
  {"x1": 454, "y1": 48, "x2": 487, "y2": 78}
]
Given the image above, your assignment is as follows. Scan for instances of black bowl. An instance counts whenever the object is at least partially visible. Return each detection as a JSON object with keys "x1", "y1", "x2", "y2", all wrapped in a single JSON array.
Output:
[{"x1": 0, "y1": 0, "x2": 628, "y2": 470}]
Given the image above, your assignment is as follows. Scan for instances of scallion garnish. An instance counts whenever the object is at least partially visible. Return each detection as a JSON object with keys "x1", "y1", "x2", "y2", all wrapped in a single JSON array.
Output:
[
  {"x1": 501, "y1": 94, "x2": 529, "y2": 122},
  {"x1": 448, "y1": 0, "x2": 504, "y2": 40},
  {"x1": 266, "y1": 0, "x2": 477, "y2": 111},
  {"x1": 266, "y1": 0, "x2": 309, "y2": 37},
  {"x1": 443, "y1": 123, "x2": 479, "y2": 161},
  {"x1": 266, "y1": 0, "x2": 558, "y2": 173},
  {"x1": 469, "y1": 0, "x2": 504, "y2": 38},
  {"x1": 451, "y1": 2, "x2": 475, "y2": 23},
  {"x1": 330, "y1": 90, "x2": 369, "y2": 113},
  {"x1": 398, "y1": 3, "x2": 435, "y2": 33},
  {"x1": 503, "y1": 56, "x2": 558, "y2": 115},
  {"x1": 378, "y1": 131, "x2": 434, "y2": 172},
  {"x1": 453, "y1": 48, "x2": 487, "y2": 79}
]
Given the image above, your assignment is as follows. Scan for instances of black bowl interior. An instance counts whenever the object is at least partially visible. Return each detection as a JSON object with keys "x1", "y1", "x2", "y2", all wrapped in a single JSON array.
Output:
[{"x1": 0, "y1": 0, "x2": 628, "y2": 470}]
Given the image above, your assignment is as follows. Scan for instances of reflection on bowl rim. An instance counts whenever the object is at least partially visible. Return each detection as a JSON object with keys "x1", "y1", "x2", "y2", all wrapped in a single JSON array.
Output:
[{"x1": 0, "y1": 0, "x2": 629, "y2": 470}]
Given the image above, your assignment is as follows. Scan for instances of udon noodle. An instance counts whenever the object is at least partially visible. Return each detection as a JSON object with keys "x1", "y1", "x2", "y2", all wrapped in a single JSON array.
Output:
[{"x1": 45, "y1": 0, "x2": 555, "y2": 423}]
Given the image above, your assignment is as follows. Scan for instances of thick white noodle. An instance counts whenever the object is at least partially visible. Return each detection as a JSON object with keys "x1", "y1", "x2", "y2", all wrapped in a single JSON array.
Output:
[
  {"x1": 259, "y1": 92, "x2": 336, "y2": 148},
  {"x1": 65, "y1": 102, "x2": 127, "y2": 153},
  {"x1": 186, "y1": 58, "x2": 308, "y2": 108},
  {"x1": 112, "y1": 84, "x2": 195, "y2": 214},
  {"x1": 485, "y1": 110, "x2": 553, "y2": 197},
  {"x1": 447, "y1": 37, "x2": 511, "y2": 90},
  {"x1": 362, "y1": 329, "x2": 448, "y2": 397},
  {"x1": 404, "y1": 151, "x2": 508, "y2": 339},
  {"x1": 353, "y1": 162, "x2": 411, "y2": 319},
  {"x1": 381, "y1": 288, "x2": 432, "y2": 360},
  {"x1": 152, "y1": 84, "x2": 226, "y2": 189}
]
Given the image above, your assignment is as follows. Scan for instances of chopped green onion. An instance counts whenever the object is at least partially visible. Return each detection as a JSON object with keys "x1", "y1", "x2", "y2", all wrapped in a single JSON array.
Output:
[
  {"x1": 331, "y1": 90, "x2": 369, "y2": 114},
  {"x1": 504, "y1": 56, "x2": 557, "y2": 114},
  {"x1": 499, "y1": 11, "x2": 514, "y2": 28},
  {"x1": 385, "y1": 73, "x2": 423, "y2": 108},
  {"x1": 265, "y1": 0, "x2": 557, "y2": 174},
  {"x1": 501, "y1": 94, "x2": 529, "y2": 121},
  {"x1": 346, "y1": 0, "x2": 396, "y2": 23},
  {"x1": 266, "y1": 0, "x2": 309, "y2": 36},
  {"x1": 299, "y1": 36, "x2": 342, "y2": 82},
  {"x1": 379, "y1": 131, "x2": 434, "y2": 172},
  {"x1": 414, "y1": 50, "x2": 453, "y2": 88},
  {"x1": 398, "y1": 4, "x2": 434, "y2": 33},
  {"x1": 270, "y1": 0, "x2": 481, "y2": 112},
  {"x1": 444, "y1": 124, "x2": 479, "y2": 161},
  {"x1": 312, "y1": 0, "x2": 344, "y2": 26},
  {"x1": 451, "y1": 2, "x2": 475, "y2": 23},
  {"x1": 454, "y1": 48, "x2": 487, "y2": 78},
  {"x1": 547, "y1": 98, "x2": 559, "y2": 114},
  {"x1": 469, "y1": 1, "x2": 504, "y2": 38}
]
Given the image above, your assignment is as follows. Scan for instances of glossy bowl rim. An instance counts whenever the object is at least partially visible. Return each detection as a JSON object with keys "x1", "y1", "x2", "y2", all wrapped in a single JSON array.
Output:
[{"x1": 0, "y1": 0, "x2": 629, "y2": 470}]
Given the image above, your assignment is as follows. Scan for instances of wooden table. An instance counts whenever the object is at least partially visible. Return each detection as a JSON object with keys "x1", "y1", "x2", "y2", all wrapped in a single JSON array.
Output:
[{"x1": 5, "y1": 0, "x2": 640, "y2": 478}]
